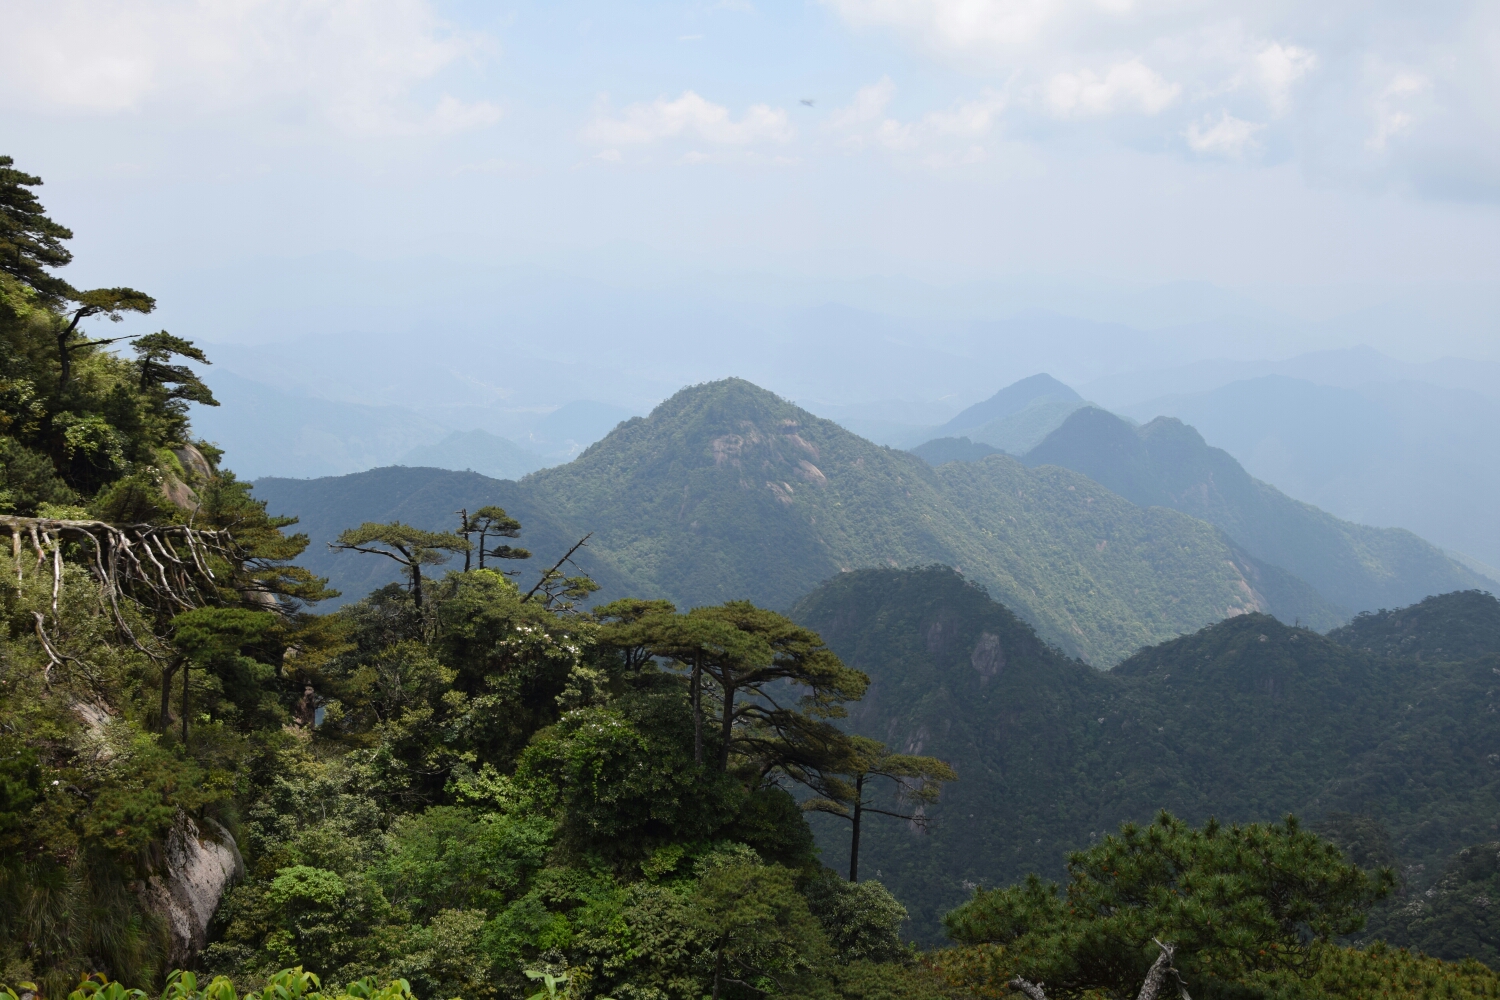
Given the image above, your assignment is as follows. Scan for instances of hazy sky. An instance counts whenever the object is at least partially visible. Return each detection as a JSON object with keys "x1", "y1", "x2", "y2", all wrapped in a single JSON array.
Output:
[{"x1": 3, "y1": 0, "x2": 1498, "y2": 360}]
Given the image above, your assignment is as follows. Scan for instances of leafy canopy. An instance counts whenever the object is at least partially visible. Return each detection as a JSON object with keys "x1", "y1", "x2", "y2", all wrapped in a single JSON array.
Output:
[{"x1": 944, "y1": 811, "x2": 1394, "y2": 999}]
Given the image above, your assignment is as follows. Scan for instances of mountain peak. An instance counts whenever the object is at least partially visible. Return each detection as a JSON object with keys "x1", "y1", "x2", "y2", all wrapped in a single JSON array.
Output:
[{"x1": 937, "y1": 373, "x2": 1082, "y2": 437}]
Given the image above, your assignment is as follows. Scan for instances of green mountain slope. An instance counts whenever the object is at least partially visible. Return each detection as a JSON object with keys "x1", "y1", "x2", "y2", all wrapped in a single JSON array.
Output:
[
  {"x1": 1328, "y1": 589, "x2": 1500, "y2": 660},
  {"x1": 791, "y1": 568, "x2": 1500, "y2": 941},
  {"x1": 1370, "y1": 840, "x2": 1500, "y2": 967},
  {"x1": 254, "y1": 379, "x2": 1341, "y2": 663},
  {"x1": 1024, "y1": 406, "x2": 1491, "y2": 612},
  {"x1": 520, "y1": 379, "x2": 1350, "y2": 662}
]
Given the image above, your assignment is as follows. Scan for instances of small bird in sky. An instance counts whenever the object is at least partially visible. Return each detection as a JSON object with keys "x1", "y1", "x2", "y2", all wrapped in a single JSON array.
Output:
[{"x1": 800, "y1": 98, "x2": 816, "y2": 107}]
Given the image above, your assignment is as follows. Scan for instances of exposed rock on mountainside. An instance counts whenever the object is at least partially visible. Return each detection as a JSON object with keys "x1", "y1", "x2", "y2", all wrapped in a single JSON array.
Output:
[
  {"x1": 1024, "y1": 406, "x2": 1490, "y2": 612},
  {"x1": 141, "y1": 816, "x2": 244, "y2": 965}
]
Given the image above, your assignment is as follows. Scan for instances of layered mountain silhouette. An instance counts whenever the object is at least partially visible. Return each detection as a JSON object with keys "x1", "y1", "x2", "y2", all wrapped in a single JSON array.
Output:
[
  {"x1": 923, "y1": 373, "x2": 1086, "y2": 454},
  {"x1": 1022, "y1": 405, "x2": 1491, "y2": 611},
  {"x1": 256, "y1": 378, "x2": 1341, "y2": 664},
  {"x1": 910, "y1": 436, "x2": 1002, "y2": 465},
  {"x1": 399, "y1": 429, "x2": 546, "y2": 481},
  {"x1": 792, "y1": 567, "x2": 1500, "y2": 941}
]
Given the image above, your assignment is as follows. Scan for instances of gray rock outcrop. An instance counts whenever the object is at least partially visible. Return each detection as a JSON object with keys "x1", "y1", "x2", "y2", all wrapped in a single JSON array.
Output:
[{"x1": 141, "y1": 814, "x2": 245, "y2": 965}]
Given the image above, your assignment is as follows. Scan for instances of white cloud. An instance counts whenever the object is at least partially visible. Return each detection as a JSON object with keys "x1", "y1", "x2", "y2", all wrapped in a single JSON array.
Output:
[
  {"x1": 0, "y1": 0, "x2": 497, "y2": 135},
  {"x1": 584, "y1": 92, "x2": 793, "y2": 146},
  {"x1": 1045, "y1": 60, "x2": 1179, "y2": 116},
  {"x1": 829, "y1": 79, "x2": 1008, "y2": 157},
  {"x1": 1184, "y1": 111, "x2": 1264, "y2": 156},
  {"x1": 827, "y1": 78, "x2": 897, "y2": 130},
  {"x1": 430, "y1": 94, "x2": 504, "y2": 134},
  {"x1": 1368, "y1": 71, "x2": 1431, "y2": 151},
  {"x1": 824, "y1": 0, "x2": 1071, "y2": 53},
  {"x1": 1255, "y1": 42, "x2": 1317, "y2": 114}
]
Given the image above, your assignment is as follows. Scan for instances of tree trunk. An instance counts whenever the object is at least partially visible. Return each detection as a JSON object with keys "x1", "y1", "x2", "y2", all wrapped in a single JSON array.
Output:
[
  {"x1": 1008, "y1": 979, "x2": 1048, "y2": 1000},
  {"x1": 849, "y1": 774, "x2": 865, "y2": 882},
  {"x1": 691, "y1": 657, "x2": 703, "y2": 765},
  {"x1": 460, "y1": 510, "x2": 470, "y2": 572},
  {"x1": 718, "y1": 679, "x2": 736, "y2": 771},
  {"x1": 1136, "y1": 942, "x2": 1176, "y2": 1000},
  {"x1": 712, "y1": 943, "x2": 724, "y2": 1000},
  {"x1": 477, "y1": 529, "x2": 486, "y2": 570},
  {"x1": 56, "y1": 330, "x2": 72, "y2": 391},
  {"x1": 409, "y1": 562, "x2": 424, "y2": 610},
  {"x1": 160, "y1": 658, "x2": 178, "y2": 732},
  {"x1": 181, "y1": 657, "x2": 190, "y2": 745}
]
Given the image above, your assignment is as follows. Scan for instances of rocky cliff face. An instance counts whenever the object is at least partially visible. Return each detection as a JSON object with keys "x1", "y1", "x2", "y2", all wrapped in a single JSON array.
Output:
[{"x1": 141, "y1": 815, "x2": 244, "y2": 965}]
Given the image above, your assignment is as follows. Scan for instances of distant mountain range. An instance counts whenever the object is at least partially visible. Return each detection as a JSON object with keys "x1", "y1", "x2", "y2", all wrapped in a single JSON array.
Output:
[
  {"x1": 792, "y1": 569, "x2": 1500, "y2": 943},
  {"x1": 1113, "y1": 373, "x2": 1500, "y2": 572},
  {"x1": 192, "y1": 370, "x2": 636, "y2": 479},
  {"x1": 399, "y1": 430, "x2": 546, "y2": 481},
  {"x1": 838, "y1": 373, "x2": 1087, "y2": 452},
  {"x1": 1020, "y1": 406, "x2": 1489, "y2": 612},
  {"x1": 255, "y1": 378, "x2": 1345, "y2": 664}
]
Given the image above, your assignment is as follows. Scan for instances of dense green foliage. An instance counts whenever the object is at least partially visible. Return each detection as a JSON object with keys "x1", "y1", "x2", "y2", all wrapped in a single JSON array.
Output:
[
  {"x1": 791, "y1": 566, "x2": 1500, "y2": 942},
  {"x1": 944, "y1": 812, "x2": 1391, "y2": 999},
  {"x1": 193, "y1": 570, "x2": 948, "y2": 1000},
  {"x1": 0, "y1": 155, "x2": 333, "y2": 995},
  {"x1": 1023, "y1": 406, "x2": 1488, "y2": 613},
  {"x1": 1369, "y1": 841, "x2": 1500, "y2": 969},
  {"x1": 255, "y1": 379, "x2": 1340, "y2": 665},
  {"x1": 1328, "y1": 589, "x2": 1500, "y2": 660}
]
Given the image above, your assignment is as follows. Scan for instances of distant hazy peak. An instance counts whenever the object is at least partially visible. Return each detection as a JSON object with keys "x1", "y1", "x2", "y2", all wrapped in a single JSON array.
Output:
[
  {"x1": 937, "y1": 373, "x2": 1082, "y2": 436},
  {"x1": 910, "y1": 436, "x2": 1003, "y2": 466}
]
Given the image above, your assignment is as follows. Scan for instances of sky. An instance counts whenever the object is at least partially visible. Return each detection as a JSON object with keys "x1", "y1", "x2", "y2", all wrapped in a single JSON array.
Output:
[{"x1": 2, "y1": 0, "x2": 1499, "y2": 368}]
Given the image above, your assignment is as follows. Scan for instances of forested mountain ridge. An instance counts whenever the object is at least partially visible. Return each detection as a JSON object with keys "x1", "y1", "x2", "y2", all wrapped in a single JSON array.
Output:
[
  {"x1": 792, "y1": 567, "x2": 1500, "y2": 942},
  {"x1": 1023, "y1": 405, "x2": 1490, "y2": 612},
  {"x1": 258, "y1": 378, "x2": 1342, "y2": 663},
  {"x1": 1328, "y1": 589, "x2": 1500, "y2": 660}
]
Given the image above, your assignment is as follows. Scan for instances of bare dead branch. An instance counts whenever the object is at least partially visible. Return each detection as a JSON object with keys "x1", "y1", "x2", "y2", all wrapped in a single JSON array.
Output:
[{"x1": 524, "y1": 533, "x2": 593, "y2": 600}]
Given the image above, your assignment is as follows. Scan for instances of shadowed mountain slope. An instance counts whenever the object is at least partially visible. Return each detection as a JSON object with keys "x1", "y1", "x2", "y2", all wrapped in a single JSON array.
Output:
[
  {"x1": 1023, "y1": 406, "x2": 1490, "y2": 613},
  {"x1": 792, "y1": 567, "x2": 1500, "y2": 942},
  {"x1": 256, "y1": 379, "x2": 1341, "y2": 662},
  {"x1": 1328, "y1": 589, "x2": 1500, "y2": 660}
]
